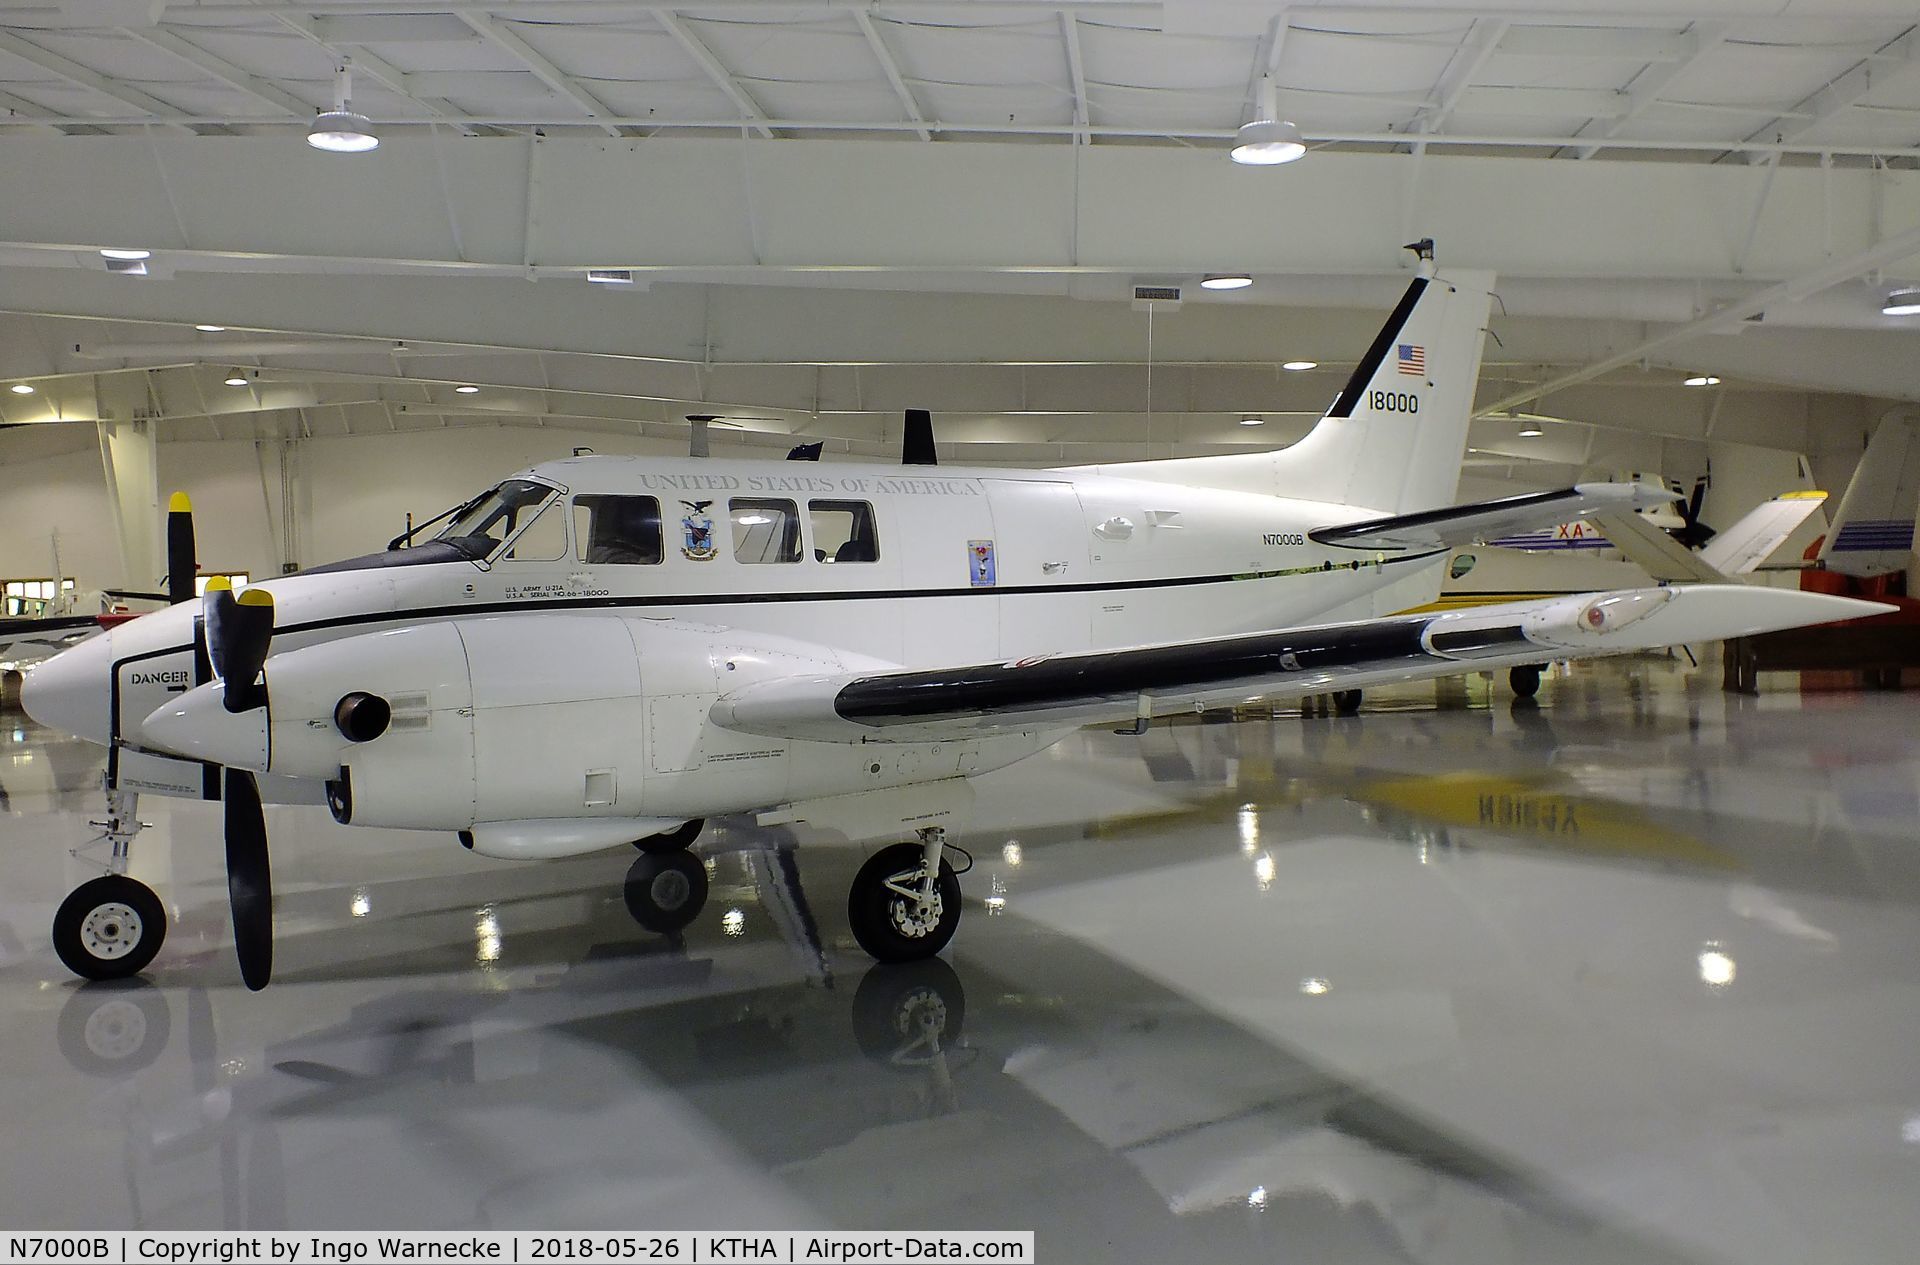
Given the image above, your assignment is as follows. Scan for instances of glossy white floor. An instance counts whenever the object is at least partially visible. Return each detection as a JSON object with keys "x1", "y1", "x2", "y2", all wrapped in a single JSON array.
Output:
[{"x1": 2, "y1": 652, "x2": 1917, "y2": 1264}]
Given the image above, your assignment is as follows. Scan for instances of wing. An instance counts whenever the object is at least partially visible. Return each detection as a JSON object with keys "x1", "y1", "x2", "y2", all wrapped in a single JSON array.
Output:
[
  {"x1": 1311, "y1": 482, "x2": 1677, "y2": 552},
  {"x1": 712, "y1": 585, "x2": 1884, "y2": 742},
  {"x1": 1586, "y1": 508, "x2": 1728, "y2": 584},
  {"x1": 1697, "y1": 491, "x2": 1828, "y2": 575}
]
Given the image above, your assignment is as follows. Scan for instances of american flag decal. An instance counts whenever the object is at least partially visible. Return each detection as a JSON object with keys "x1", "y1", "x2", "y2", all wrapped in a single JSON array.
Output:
[{"x1": 1397, "y1": 344, "x2": 1426, "y2": 376}]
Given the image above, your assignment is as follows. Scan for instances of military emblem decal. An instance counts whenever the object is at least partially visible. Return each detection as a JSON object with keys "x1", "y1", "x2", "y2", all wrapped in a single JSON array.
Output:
[
  {"x1": 969, "y1": 539, "x2": 996, "y2": 587},
  {"x1": 681, "y1": 500, "x2": 718, "y2": 561}
]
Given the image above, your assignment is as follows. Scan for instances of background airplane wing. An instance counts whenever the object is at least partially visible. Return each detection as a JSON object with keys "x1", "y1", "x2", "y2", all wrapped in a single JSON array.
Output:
[
  {"x1": 1587, "y1": 507, "x2": 1729, "y2": 583},
  {"x1": 712, "y1": 586, "x2": 1882, "y2": 743},
  {"x1": 1697, "y1": 491, "x2": 1828, "y2": 575},
  {"x1": 1311, "y1": 482, "x2": 1677, "y2": 552}
]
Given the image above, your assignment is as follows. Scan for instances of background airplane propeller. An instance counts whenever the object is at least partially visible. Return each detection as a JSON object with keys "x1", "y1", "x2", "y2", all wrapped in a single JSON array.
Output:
[
  {"x1": 1670, "y1": 476, "x2": 1717, "y2": 550},
  {"x1": 202, "y1": 577, "x2": 277, "y2": 990},
  {"x1": 166, "y1": 491, "x2": 198, "y2": 605}
]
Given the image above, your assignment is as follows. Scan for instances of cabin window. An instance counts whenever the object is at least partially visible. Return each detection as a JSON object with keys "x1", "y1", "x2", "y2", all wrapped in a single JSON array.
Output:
[
  {"x1": 434, "y1": 479, "x2": 557, "y2": 561},
  {"x1": 730, "y1": 498, "x2": 802, "y2": 564},
  {"x1": 575, "y1": 495, "x2": 663, "y2": 565},
  {"x1": 809, "y1": 500, "x2": 879, "y2": 563},
  {"x1": 2, "y1": 578, "x2": 75, "y2": 617}
]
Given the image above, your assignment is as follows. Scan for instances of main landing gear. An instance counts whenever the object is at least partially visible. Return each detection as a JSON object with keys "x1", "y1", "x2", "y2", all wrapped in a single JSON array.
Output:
[
  {"x1": 847, "y1": 827, "x2": 962, "y2": 963},
  {"x1": 52, "y1": 790, "x2": 169, "y2": 981},
  {"x1": 1509, "y1": 664, "x2": 1543, "y2": 699},
  {"x1": 623, "y1": 819, "x2": 709, "y2": 933}
]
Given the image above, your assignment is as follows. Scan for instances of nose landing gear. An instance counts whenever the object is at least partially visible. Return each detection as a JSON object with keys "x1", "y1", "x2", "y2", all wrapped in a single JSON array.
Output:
[{"x1": 53, "y1": 791, "x2": 167, "y2": 981}]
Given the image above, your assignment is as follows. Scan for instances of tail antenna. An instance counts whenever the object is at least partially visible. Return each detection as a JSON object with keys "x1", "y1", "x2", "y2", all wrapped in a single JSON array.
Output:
[{"x1": 1403, "y1": 237, "x2": 1436, "y2": 277}]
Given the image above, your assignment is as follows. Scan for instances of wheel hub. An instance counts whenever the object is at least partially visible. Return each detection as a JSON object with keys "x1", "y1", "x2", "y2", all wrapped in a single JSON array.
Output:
[
  {"x1": 650, "y1": 869, "x2": 691, "y2": 912},
  {"x1": 83, "y1": 1000, "x2": 148, "y2": 1059},
  {"x1": 79, "y1": 902, "x2": 143, "y2": 960},
  {"x1": 886, "y1": 874, "x2": 943, "y2": 939}
]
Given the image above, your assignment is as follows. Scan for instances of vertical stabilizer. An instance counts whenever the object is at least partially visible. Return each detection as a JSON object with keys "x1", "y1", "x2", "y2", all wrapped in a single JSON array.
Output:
[
  {"x1": 1818, "y1": 411, "x2": 1920, "y2": 576},
  {"x1": 1268, "y1": 264, "x2": 1496, "y2": 513},
  {"x1": 1074, "y1": 253, "x2": 1495, "y2": 516}
]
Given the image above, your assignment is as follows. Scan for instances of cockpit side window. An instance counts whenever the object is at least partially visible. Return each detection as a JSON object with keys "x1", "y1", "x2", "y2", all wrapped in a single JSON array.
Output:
[
  {"x1": 730, "y1": 498, "x2": 802, "y2": 564},
  {"x1": 433, "y1": 479, "x2": 557, "y2": 561},
  {"x1": 575, "y1": 495, "x2": 664, "y2": 565}
]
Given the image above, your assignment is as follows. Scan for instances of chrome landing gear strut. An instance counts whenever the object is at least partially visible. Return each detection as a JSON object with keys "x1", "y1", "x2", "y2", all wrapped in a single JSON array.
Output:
[
  {"x1": 54, "y1": 788, "x2": 169, "y2": 981},
  {"x1": 848, "y1": 826, "x2": 963, "y2": 963}
]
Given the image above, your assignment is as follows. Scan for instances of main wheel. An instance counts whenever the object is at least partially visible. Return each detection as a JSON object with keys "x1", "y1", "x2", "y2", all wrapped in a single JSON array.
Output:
[
  {"x1": 1332, "y1": 688, "x2": 1363, "y2": 716},
  {"x1": 633, "y1": 818, "x2": 705, "y2": 854},
  {"x1": 1509, "y1": 665, "x2": 1542, "y2": 698},
  {"x1": 53, "y1": 875, "x2": 167, "y2": 981},
  {"x1": 623, "y1": 850, "x2": 709, "y2": 933},
  {"x1": 847, "y1": 842, "x2": 961, "y2": 964}
]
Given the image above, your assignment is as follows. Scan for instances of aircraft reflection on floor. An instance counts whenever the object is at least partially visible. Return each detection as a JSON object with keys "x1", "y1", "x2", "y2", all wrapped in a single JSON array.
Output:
[{"x1": 52, "y1": 921, "x2": 1699, "y2": 1262}]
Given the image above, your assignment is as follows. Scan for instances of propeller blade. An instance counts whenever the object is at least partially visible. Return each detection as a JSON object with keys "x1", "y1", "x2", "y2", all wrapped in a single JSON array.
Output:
[
  {"x1": 902, "y1": 409, "x2": 937, "y2": 466},
  {"x1": 204, "y1": 581, "x2": 273, "y2": 713},
  {"x1": 224, "y1": 767, "x2": 273, "y2": 991},
  {"x1": 166, "y1": 492, "x2": 198, "y2": 606}
]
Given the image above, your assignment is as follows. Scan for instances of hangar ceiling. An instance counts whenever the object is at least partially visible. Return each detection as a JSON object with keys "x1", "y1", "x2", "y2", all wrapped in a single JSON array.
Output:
[{"x1": 3, "y1": 1, "x2": 1920, "y2": 483}]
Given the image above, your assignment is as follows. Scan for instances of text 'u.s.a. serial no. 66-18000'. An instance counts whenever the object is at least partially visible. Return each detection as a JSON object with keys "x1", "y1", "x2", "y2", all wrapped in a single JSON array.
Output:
[{"x1": 22, "y1": 241, "x2": 1888, "y2": 990}]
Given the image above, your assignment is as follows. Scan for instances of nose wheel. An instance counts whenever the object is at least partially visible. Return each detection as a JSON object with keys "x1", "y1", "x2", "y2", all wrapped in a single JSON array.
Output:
[
  {"x1": 53, "y1": 874, "x2": 168, "y2": 981},
  {"x1": 847, "y1": 829, "x2": 962, "y2": 963}
]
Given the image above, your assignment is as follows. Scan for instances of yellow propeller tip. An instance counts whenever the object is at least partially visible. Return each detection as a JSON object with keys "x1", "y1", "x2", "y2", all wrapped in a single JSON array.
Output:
[
  {"x1": 204, "y1": 576, "x2": 232, "y2": 593},
  {"x1": 237, "y1": 588, "x2": 273, "y2": 608},
  {"x1": 168, "y1": 491, "x2": 192, "y2": 513}
]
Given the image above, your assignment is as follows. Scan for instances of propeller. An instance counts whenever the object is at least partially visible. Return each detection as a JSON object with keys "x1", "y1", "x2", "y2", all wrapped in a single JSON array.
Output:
[
  {"x1": 202, "y1": 577, "x2": 277, "y2": 990},
  {"x1": 1670, "y1": 476, "x2": 1717, "y2": 550},
  {"x1": 165, "y1": 491, "x2": 198, "y2": 605}
]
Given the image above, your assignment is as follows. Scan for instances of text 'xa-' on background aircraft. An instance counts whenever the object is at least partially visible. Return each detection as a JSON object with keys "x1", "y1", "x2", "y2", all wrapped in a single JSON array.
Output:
[{"x1": 22, "y1": 241, "x2": 1887, "y2": 990}]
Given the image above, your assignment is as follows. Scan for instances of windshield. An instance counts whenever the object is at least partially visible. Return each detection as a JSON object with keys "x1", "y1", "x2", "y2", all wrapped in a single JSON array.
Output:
[{"x1": 433, "y1": 479, "x2": 558, "y2": 560}]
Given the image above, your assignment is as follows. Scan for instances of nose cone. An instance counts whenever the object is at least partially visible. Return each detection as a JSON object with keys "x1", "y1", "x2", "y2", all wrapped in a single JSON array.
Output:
[
  {"x1": 142, "y1": 684, "x2": 269, "y2": 772},
  {"x1": 20, "y1": 631, "x2": 113, "y2": 745}
]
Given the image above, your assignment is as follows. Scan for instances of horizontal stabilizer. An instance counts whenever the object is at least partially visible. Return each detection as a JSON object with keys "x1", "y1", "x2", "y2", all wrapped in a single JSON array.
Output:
[
  {"x1": 712, "y1": 585, "x2": 1886, "y2": 743},
  {"x1": 1311, "y1": 482, "x2": 1677, "y2": 552},
  {"x1": 1588, "y1": 508, "x2": 1728, "y2": 584},
  {"x1": 1698, "y1": 491, "x2": 1828, "y2": 576}
]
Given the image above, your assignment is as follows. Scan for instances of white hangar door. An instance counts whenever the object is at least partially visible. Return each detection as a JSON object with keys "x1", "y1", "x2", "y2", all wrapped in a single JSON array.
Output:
[{"x1": 983, "y1": 479, "x2": 1091, "y2": 658}]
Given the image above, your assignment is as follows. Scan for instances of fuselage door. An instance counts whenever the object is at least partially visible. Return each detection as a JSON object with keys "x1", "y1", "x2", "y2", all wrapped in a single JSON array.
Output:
[{"x1": 982, "y1": 479, "x2": 1091, "y2": 657}]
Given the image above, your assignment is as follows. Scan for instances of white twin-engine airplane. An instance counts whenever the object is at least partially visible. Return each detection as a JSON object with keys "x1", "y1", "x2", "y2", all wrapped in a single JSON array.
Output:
[{"x1": 23, "y1": 245, "x2": 1886, "y2": 990}]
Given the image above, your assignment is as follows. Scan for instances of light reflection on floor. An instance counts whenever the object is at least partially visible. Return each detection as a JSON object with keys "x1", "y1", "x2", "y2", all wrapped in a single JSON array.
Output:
[{"x1": 1, "y1": 652, "x2": 1917, "y2": 1263}]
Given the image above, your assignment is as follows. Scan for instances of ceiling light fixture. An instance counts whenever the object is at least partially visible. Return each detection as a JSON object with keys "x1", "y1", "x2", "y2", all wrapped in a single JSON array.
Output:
[
  {"x1": 99, "y1": 248, "x2": 150, "y2": 261},
  {"x1": 225, "y1": 373, "x2": 250, "y2": 387},
  {"x1": 1682, "y1": 375, "x2": 1720, "y2": 387},
  {"x1": 1883, "y1": 287, "x2": 1920, "y2": 316},
  {"x1": 9, "y1": 383, "x2": 34, "y2": 395},
  {"x1": 1518, "y1": 424, "x2": 1544, "y2": 437},
  {"x1": 1239, "y1": 415, "x2": 1265, "y2": 426},
  {"x1": 1281, "y1": 360, "x2": 1317, "y2": 371},
  {"x1": 1201, "y1": 274, "x2": 1253, "y2": 290},
  {"x1": 586, "y1": 268, "x2": 635, "y2": 285},
  {"x1": 1231, "y1": 77, "x2": 1306, "y2": 166},
  {"x1": 195, "y1": 324, "x2": 226, "y2": 332},
  {"x1": 307, "y1": 61, "x2": 379, "y2": 153},
  {"x1": 455, "y1": 384, "x2": 480, "y2": 394}
]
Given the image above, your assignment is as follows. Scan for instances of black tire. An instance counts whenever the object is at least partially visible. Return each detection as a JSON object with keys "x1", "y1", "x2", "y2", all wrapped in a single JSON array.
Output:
[
  {"x1": 1332, "y1": 688, "x2": 1363, "y2": 716},
  {"x1": 1510, "y1": 665, "x2": 1542, "y2": 698},
  {"x1": 633, "y1": 818, "x2": 705, "y2": 854},
  {"x1": 56, "y1": 979, "x2": 172, "y2": 1077},
  {"x1": 852, "y1": 957, "x2": 966, "y2": 1066},
  {"x1": 847, "y1": 842, "x2": 961, "y2": 964},
  {"x1": 622, "y1": 850, "x2": 709, "y2": 933},
  {"x1": 53, "y1": 875, "x2": 167, "y2": 981}
]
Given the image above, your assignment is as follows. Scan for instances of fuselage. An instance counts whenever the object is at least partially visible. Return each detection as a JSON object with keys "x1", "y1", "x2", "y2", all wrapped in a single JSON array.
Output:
[{"x1": 34, "y1": 452, "x2": 1442, "y2": 772}]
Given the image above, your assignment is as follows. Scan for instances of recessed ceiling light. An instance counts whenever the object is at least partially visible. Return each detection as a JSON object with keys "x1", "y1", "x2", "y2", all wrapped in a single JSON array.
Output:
[
  {"x1": 1683, "y1": 375, "x2": 1721, "y2": 387},
  {"x1": 99, "y1": 247, "x2": 150, "y2": 261},
  {"x1": 9, "y1": 383, "x2": 34, "y2": 395},
  {"x1": 586, "y1": 268, "x2": 635, "y2": 285},
  {"x1": 1239, "y1": 415, "x2": 1265, "y2": 426},
  {"x1": 225, "y1": 374, "x2": 249, "y2": 387},
  {"x1": 1201, "y1": 274, "x2": 1253, "y2": 291},
  {"x1": 1518, "y1": 425, "x2": 1544, "y2": 437},
  {"x1": 195, "y1": 324, "x2": 226, "y2": 332},
  {"x1": 1281, "y1": 360, "x2": 1317, "y2": 371},
  {"x1": 1883, "y1": 287, "x2": 1920, "y2": 316},
  {"x1": 455, "y1": 384, "x2": 480, "y2": 394}
]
